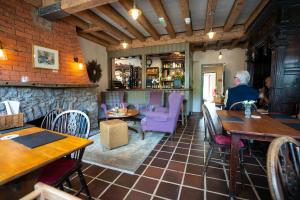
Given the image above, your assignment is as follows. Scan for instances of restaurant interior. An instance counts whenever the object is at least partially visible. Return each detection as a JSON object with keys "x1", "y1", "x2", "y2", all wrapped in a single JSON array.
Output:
[{"x1": 0, "y1": 0, "x2": 299, "y2": 200}]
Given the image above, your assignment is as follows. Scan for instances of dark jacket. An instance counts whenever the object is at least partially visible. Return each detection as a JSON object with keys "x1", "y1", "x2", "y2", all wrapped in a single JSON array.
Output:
[{"x1": 225, "y1": 84, "x2": 259, "y2": 110}]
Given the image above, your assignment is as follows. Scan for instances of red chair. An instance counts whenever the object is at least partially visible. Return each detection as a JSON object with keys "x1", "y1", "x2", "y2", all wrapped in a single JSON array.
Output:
[{"x1": 38, "y1": 110, "x2": 91, "y2": 199}]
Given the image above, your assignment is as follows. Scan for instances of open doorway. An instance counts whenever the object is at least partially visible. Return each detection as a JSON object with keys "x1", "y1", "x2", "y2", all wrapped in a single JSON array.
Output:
[
  {"x1": 203, "y1": 72, "x2": 216, "y2": 102},
  {"x1": 201, "y1": 64, "x2": 225, "y2": 104}
]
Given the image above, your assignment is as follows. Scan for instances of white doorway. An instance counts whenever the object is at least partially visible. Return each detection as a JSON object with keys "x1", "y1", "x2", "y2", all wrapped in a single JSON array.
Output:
[{"x1": 203, "y1": 72, "x2": 216, "y2": 102}]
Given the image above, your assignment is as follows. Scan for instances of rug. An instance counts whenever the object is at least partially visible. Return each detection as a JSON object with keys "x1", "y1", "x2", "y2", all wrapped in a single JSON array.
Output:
[{"x1": 83, "y1": 130, "x2": 164, "y2": 174}]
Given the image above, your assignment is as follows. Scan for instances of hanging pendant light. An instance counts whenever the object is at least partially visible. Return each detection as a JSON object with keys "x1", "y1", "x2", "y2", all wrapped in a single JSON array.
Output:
[
  {"x1": 207, "y1": 28, "x2": 215, "y2": 40},
  {"x1": 218, "y1": 51, "x2": 223, "y2": 60},
  {"x1": 121, "y1": 41, "x2": 128, "y2": 49},
  {"x1": 129, "y1": 0, "x2": 141, "y2": 20}
]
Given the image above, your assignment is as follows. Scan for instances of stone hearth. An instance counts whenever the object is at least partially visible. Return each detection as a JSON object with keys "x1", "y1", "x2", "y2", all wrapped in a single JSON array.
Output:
[{"x1": 0, "y1": 85, "x2": 99, "y2": 130}]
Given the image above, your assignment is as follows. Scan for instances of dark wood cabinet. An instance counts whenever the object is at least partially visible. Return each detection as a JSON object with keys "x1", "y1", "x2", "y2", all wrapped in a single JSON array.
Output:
[{"x1": 246, "y1": 0, "x2": 300, "y2": 114}]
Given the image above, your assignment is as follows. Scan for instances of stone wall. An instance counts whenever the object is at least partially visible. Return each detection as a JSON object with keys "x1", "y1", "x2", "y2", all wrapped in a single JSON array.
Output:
[{"x1": 0, "y1": 86, "x2": 99, "y2": 130}]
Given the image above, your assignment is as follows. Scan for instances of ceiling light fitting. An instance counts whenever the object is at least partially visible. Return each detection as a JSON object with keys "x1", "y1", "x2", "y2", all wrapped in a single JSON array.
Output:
[
  {"x1": 129, "y1": 0, "x2": 141, "y2": 20},
  {"x1": 184, "y1": 17, "x2": 191, "y2": 25},
  {"x1": 121, "y1": 41, "x2": 128, "y2": 49},
  {"x1": 207, "y1": 28, "x2": 215, "y2": 39},
  {"x1": 218, "y1": 51, "x2": 223, "y2": 60},
  {"x1": 158, "y1": 17, "x2": 167, "y2": 27}
]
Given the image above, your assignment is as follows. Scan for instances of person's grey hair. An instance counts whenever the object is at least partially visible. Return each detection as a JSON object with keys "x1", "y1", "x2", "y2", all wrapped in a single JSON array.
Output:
[{"x1": 235, "y1": 70, "x2": 250, "y2": 84}]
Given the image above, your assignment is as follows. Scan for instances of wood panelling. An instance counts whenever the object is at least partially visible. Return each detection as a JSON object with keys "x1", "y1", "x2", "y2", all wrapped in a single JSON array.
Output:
[{"x1": 245, "y1": 0, "x2": 270, "y2": 30}]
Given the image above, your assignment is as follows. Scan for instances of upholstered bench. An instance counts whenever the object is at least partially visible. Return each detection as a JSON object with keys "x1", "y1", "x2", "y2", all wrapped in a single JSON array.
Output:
[{"x1": 100, "y1": 119, "x2": 128, "y2": 149}]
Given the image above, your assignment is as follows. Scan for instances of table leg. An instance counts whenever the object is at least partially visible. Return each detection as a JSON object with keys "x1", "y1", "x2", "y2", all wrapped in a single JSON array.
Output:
[{"x1": 229, "y1": 133, "x2": 240, "y2": 197}]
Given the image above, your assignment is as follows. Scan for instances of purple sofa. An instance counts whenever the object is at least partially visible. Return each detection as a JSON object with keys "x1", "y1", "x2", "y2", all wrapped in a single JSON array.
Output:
[{"x1": 141, "y1": 92, "x2": 184, "y2": 139}]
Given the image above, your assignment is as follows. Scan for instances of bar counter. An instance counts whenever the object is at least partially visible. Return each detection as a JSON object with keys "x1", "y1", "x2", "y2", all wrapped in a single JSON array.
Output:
[{"x1": 107, "y1": 88, "x2": 192, "y2": 91}]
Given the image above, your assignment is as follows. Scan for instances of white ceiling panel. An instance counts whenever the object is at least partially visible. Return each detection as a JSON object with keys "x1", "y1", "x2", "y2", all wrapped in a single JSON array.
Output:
[
  {"x1": 214, "y1": 0, "x2": 235, "y2": 27},
  {"x1": 161, "y1": 0, "x2": 186, "y2": 33},
  {"x1": 189, "y1": 0, "x2": 208, "y2": 30},
  {"x1": 91, "y1": 8, "x2": 135, "y2": 39},
  {"x1": 236, "y1": 0, "x2": 260, "y2": 24},
  {"x1": 136, "y1": 0, "x2": 168, "y2": 35}
]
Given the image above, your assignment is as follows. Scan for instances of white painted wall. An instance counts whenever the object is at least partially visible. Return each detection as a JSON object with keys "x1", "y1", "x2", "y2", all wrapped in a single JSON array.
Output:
[
  {"x1": 78, "y1": 37, "x2": 108, "y2": 92},
  {"x1": 192, "y1": 48, "x2": 246, "y2": 112}
]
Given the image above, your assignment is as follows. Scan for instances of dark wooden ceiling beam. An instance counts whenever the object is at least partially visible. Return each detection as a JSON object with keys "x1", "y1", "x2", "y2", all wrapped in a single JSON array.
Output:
[
  {"x1": 191, "y1": 42, "x2": 247, "y2": 52},
  {"x1": 77, "y1": 32, "x2": 110, "y2": 46},
  {"x1": 224, "y1": 0, "x2": 246, "y2": 31},
  {"x1": 63, "y1": 15, "x2": 120, "y2": 45},
  {"x1": 205, "y1": 0, "x2": 218, "y2": 33},
  {"x1": 245, "y1": 0, "x2": 269, "y2": 30},
  {"x1": 95, "y1": 4, "x2": 145, "y2": 42},
  {"x1": 61, "y1": 0, "x2": 118, "y2": 13},
  {"x1": 76, "y1": 10, "x2": 132, "y2": 43},
  {"x1": 119, "y1": 0, "x2": 160, "y2": 40},
  {"x1": 150, "y1": 0, "x2": 176, "y2": 39},
  {"x1": 179, "y1": 0, "x2": 192, "y2": 36}
]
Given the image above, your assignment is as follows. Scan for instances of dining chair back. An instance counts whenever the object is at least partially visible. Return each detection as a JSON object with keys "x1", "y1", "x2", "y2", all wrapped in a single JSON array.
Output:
[
  {"x1": 51, "y1": 110, "x2": 90, "y2": 139},
  {"x1": 229, "y1": 101, "x2": 257, "y2": 111},
  {"x1": 39, "y1": 110, "x2": 91, "y2": 198},
  {"x1": 21, "y1": 182, "x2": 82, "y2": 200},
  {"x1": 267, "y1": 136, "x2": 300, "y2": 200},
  {"x1": 41, "y1": 109, "x2": 62, "y2": 130},
  {"x1": 202, "y1": 103, "x2": 245, "y2": 179}
]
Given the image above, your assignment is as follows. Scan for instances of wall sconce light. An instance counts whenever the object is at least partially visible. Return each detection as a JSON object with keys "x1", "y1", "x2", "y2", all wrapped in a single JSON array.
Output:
[
  {"x1": 73, "y1": 57, "x2": 84, "y2": 70},
  {"x1": 0, "y1": 41, "x2": 8, "y2": 61},
  {"x1": 218, "y1": 51, "x2": 223, "y2": 60}
]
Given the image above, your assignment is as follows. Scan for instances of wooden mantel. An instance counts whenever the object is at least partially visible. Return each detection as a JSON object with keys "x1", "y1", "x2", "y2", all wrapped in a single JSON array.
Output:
[{"x1": 0, "y1": 81, "x2": 98, "y2": 88}]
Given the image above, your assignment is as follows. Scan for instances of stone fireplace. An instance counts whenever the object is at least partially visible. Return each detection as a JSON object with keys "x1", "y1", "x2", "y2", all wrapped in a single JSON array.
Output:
[{"x1": 0, "y1": 84, "x2": 99, "y2": 130}]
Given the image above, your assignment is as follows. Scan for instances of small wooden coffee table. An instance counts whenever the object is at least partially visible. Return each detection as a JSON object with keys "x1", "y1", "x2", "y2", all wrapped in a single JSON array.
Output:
[{"x1": 106, "y1": 109, "x2": 143, "y2": 139}]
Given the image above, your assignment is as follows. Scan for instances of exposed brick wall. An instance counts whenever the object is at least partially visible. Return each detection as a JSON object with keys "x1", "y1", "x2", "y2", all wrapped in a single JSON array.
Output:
[{"x1": 0, "y1": 0, "x2": 90, "y2": 84}]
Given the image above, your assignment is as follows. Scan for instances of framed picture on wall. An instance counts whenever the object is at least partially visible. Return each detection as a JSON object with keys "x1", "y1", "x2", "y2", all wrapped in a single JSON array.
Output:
[{"x1": 33, "y1": 45, "x2": 59, "y2": 70}]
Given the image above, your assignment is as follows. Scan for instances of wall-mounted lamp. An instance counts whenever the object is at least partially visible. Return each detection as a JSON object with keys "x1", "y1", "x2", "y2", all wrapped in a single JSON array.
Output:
[
  {"x1": 218, "y1": 51, "x2": 223, "y2": 60},
  {"x1": 73, "y1": 57, "x2": 84, "y2": 70},
  {"x1": 0, "y1": 41, "x2": 8, "y2": 61}
]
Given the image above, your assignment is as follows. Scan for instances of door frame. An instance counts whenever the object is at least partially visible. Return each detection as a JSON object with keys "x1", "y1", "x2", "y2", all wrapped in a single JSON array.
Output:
[{"x1": 200, "y1": 63, "x2": 225, "y2": 110}]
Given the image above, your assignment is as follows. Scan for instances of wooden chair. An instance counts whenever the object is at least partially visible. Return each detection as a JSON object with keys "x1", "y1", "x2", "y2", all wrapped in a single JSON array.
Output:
[
  {"x1": 229, "y1": 101, "x2": 257, "y2": 111},
  {"x1": 267, "y1": 136, "x2": 300, "y2": 200},
  {"x1": 21, "y1": 182, "x2": 82, "y2": 200},
  {"x1": 202, "y1": 104, "x2": 245, "y2": 185},
  {"x1": 38, "y1": 110, "x2": 91, "y2": 199},
  {"x1": 41, "y1": 109, "x2": 62, "y2": 130}
]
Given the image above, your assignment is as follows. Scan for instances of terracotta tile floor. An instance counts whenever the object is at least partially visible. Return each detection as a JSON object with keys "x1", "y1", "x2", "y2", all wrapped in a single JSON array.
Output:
[{"x1": 65, "y1": 114, "x2": 271, "y2": 200}]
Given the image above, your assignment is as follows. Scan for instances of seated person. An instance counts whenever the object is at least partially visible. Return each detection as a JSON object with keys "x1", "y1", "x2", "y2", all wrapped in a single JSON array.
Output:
[
  {"x1": 259, "y1": 76, "x2": 271, "y2": 110},
  {"x1": 224, "y1": 70, "x2": 259, "y2": 110}
]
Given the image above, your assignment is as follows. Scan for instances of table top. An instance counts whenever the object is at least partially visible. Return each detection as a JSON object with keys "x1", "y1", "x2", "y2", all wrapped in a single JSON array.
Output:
[
  {"x1": 217, "y1": 110, "x2": 300, "y2": 139},
  {"x1": 0, "y1": 127, "x2": 93, "y2": 185},
  {"x1": 106, "y1": 109, "x2": 139, "y2": 118}
]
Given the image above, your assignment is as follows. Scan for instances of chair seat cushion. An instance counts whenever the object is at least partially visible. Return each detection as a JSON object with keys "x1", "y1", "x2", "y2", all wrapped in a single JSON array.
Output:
[
  {"x1": 214, "y1": 135, "x2": 244, "y2": 148},
  {"x1": 38, "y1": 159, "x2": 77, "y2": 185}
]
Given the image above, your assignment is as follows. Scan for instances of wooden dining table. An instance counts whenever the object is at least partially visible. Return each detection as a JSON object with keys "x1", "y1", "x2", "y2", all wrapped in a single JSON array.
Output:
[
  {"x1": 216, "y1": 110, "x2": 300, "y2": 197},
  {"x1": 0, "y1": 127, "x2": 93, "y2": 199}
]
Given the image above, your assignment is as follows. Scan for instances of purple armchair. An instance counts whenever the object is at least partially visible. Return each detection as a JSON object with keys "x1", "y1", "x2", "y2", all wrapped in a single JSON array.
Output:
[{"x1": 141, "y1": 92, "x2": 184, "y2": 139}]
